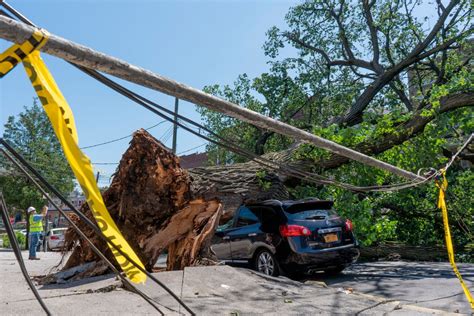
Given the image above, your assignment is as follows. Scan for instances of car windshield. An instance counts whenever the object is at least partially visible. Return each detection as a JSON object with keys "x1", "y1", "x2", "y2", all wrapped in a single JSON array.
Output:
[{"x1": 285, "y1": 209, "x2": 338, "y2": 220}]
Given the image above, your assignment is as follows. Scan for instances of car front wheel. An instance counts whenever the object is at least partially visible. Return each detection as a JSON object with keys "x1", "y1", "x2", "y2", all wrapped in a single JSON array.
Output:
[
  {"x1": 254, "y1": 249, "x2": 279, "y2": 277},
  {"x1": 324, "y1": 265, "x2": 346, "y2": 275}
]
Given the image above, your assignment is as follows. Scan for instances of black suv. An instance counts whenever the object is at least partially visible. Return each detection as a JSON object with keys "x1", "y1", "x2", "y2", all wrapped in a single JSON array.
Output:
[{"x1": 211, "y1": 199, "x2": 359, "y2": 276}]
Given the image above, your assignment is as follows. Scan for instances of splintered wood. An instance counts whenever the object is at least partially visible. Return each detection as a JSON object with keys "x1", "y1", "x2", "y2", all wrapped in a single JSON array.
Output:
[{"x1": 64, "y1": 129, "x2": 221, "y2": 273}]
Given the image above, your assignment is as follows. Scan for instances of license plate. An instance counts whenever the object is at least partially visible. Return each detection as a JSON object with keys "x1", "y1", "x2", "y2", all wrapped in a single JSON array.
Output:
[{"x1": 323, "y1": 233, "x2": 338, "y2": 243}]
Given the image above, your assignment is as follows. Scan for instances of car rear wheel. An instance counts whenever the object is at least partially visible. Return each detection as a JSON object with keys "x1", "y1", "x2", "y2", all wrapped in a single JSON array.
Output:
[{"x1": 254, "y1": 249, "x2": 279, "y2": 277}]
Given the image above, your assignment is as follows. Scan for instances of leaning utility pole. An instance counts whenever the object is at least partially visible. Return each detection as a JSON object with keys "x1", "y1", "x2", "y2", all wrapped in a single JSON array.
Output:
[
  {"x1": 0, "y1": 16, "x2": 424, "y2": 181},
  {"x1": 172, "y1": 98, "x2": 179, "y2": 154}
]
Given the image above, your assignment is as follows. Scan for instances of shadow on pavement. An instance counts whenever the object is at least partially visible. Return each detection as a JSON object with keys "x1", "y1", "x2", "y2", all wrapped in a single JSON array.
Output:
[
  {"x1": 39, "y1": 273, "x2": 117, "y2": 290},
  {"x1": 225, "y1": 260, "x2": 473, "y2": 314}
]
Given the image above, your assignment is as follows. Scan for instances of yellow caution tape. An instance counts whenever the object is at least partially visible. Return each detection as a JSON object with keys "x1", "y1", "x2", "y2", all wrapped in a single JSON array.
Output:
[
  {"x1": 436, "y1": 170, "x2": 474, "y2": 310},
  {"x1": 0, "y1": 29, "x2": 48, "y2": 78},
  {"x1": 17, "y1": 32, "x2": 146, "y2": 283}
]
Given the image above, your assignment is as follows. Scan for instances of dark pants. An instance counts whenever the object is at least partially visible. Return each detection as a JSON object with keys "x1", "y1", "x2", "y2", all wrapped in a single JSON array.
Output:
[{"x1": 29, "y1": 232, "x2": 40, "y2": 258}]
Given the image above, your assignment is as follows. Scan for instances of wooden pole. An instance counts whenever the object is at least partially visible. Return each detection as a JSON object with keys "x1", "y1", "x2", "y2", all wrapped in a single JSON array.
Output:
[
  {"x1": 172, "y1": 98, "x2": 179, "y2": 154},
  {"x1": 0, "y1": 16, "x2": 424, "y2": 181}
]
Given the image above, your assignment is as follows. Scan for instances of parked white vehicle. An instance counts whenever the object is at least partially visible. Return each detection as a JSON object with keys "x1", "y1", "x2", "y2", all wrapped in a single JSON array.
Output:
[{"x1": 47, "y1": 228, "x2": 67, "y2": 250}]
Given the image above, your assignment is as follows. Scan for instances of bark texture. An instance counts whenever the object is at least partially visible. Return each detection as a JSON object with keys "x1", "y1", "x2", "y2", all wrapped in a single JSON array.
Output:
[
  {"x1": 64, "y1": 129, "x2": 221, "y2": 272},
  {"x1": 189, "y1": 156, "x2": 289, "y2": 222}
]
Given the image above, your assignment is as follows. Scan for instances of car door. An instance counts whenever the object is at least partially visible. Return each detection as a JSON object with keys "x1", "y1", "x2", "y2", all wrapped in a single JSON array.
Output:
[
  {"x1": 228, "y1": 206, "x2": 262, "y2": 260},
  {"x1": 210, "y1": 218, "x2": 234, "y2": 260}
]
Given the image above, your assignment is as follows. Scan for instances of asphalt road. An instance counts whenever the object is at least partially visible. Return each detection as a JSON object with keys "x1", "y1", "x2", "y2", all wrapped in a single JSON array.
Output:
[
  {"x1": 305, "y1": 261, "x2": 474, "y2": 314},
  {"x1": 225, "y1": 259, "x2": 474, "y2": 314}
]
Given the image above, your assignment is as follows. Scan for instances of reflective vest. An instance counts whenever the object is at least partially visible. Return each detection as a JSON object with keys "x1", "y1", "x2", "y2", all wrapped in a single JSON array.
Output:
[{"x1": 29, "y1": 214, "x2": 43, "y2": 233}]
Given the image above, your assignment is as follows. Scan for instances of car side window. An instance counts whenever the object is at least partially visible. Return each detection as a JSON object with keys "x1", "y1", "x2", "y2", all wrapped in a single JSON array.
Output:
[
  {"x1": 235, "y1": 207, "x2": 260, "y2": 227},
  {"x1": 216, "y1": 218, "x2": 234, "y2": 232}
]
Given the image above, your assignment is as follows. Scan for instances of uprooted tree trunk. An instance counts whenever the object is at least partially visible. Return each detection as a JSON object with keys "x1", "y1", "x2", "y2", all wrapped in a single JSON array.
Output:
[
  {"x1": 64, "y1": 129, "x2": 222, "y2": 273},
  {"x1": 189, "y1": 153, "x2": 290, "y2": 223},
  {"x1": 145, "y1": 199, "x2": 222, "y2": 270}
]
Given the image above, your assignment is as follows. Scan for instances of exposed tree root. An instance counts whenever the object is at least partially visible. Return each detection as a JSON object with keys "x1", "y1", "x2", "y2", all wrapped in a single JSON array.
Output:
[{"x1": 63, "y1": 129, "x2": 222, "y2": 277}]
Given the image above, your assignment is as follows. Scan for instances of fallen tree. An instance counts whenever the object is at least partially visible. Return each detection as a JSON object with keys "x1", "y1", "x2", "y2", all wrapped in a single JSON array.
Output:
[
  {"x1": 64, "y1": 129, "x2": 222, "y2": 272},
  {"x1": 189, "y1": 151, "x2": 290, "y2": 222},
  {"x1": 60, "y1": 95, "x2": 473, "y2": 276}
]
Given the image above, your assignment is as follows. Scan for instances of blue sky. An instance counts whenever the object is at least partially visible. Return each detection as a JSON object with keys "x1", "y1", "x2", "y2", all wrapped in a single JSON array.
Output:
[{"x1": 0, "y1": 0, "x2": 293, "y2": 185}]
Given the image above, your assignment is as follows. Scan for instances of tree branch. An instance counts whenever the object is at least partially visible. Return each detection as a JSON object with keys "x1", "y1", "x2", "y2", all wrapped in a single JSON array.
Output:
[
  {"x1": 319, "y1": 92, "x2": 473, "y2": 169},
  {"x1": 403, "y1": 0, "x2": 423, "y2": 45},
  {"x1": 254, "y1": 94, "x2": 318, "y2": 154},
  {"x1": 284, "y1": 32, "x2": 332, "y2": 65},
  {"x1": 285, "y1": 32, "x2": 376, "y2": 72},
  {"x1": 323, "y1": 0, "x2": 375, "y2": 71},
  {"x1": 389, "y1": 79, "x2": 413, "y2": 111},
  {"x1": 411, "y1": 34, "x2": 464, "y2": 64},
  {"x1": 362, "y1": 0, "x2": 382, "y2": 71},
  {"x1": 332, "y1": 32, "x2": 465, "y2": 125},
  {"x1": 406, "y1": 0, "x2": 460, "y2": 61},
  {"x1": 330, "y1": 0, "x2": 464, "y2": 126}
]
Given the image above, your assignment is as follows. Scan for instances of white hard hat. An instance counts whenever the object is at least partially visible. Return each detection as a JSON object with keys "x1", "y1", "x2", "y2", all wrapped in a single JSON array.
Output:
[{"x1": 27, "y1": 206, "x2": 36, "y2": 213}]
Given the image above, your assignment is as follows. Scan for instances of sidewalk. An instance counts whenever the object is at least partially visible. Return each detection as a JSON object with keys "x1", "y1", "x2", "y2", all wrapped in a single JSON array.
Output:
[{"x1": 0, "y1": 250, "x2": 463, "y2": 315}]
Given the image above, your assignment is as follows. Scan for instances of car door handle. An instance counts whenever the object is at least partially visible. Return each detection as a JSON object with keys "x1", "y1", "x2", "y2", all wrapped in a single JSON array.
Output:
[
  {"x1": 248, "y1": 233, "x2": 257, "y2": 237},
  {"x1": 222, "y1": 236, "x2": 230, "y2": 240}
]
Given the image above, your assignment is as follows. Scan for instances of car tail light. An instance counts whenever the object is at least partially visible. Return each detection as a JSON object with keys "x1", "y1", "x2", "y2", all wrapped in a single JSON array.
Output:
[
  {"x1": 345, "y1": 219, "x2": 354, "y2": 231},
  {"x1": 279, "y1": 224, "x2": 312, "y2": 237},
  {"x1": 50, "y1": 235, "x2": 59, "y2": 240}
]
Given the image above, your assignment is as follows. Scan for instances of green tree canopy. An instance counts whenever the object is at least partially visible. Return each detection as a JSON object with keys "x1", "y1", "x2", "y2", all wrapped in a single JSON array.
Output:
[
  {"x1": 1, "y1": 99, "x2": 75, "y2": 214},
  {"x1": 198, "y1": 0, "x2": 473, "y2": 255}
]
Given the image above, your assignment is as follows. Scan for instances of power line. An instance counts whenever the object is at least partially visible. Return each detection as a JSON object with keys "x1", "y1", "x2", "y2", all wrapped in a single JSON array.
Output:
[
  {"x1": 444, "y1": 133, "x2": 473, "y2": 172},
  {"x1": 6, "y1": 21, "x2": 406, "y2": 194},
  {"x1": 159, "y1": 126, "x2": 173, "y2": 143},
  {"x1": 0, "y1": 5, "x2": 425, "y2": 180},
  {"x1": 90, "y1": 142, "x2": 208, "y2": 165},
  {"x1": 161, "y1": 131, "x2": 173, "y2": 144},
  {"x1": 80, "y1": 120, "x2": 166, "y2": 150},
  {"x1": 178, "y1": 143, "x2": 207, "y2": 155}
]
